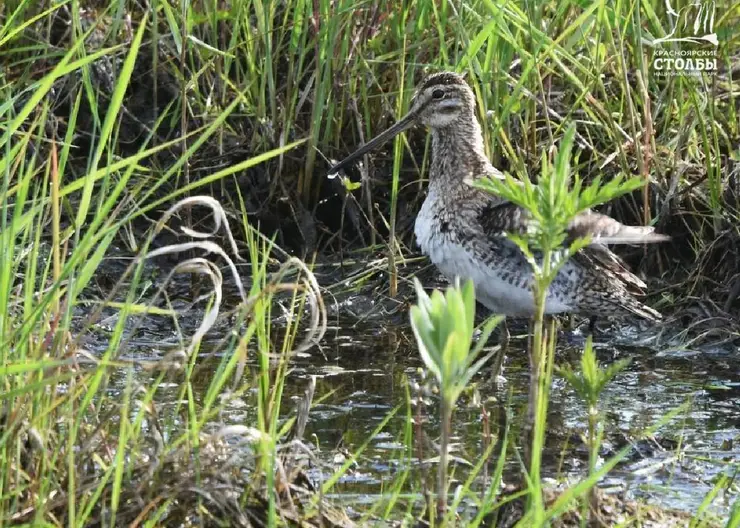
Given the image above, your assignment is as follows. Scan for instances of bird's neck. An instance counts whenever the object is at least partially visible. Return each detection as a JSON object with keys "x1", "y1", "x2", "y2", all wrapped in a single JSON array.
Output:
[{"x1": 429, "y1": 112, "x2": 490, "y2": 189}]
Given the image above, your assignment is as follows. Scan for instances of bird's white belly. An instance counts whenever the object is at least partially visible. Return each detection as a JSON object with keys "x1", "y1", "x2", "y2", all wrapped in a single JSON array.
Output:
[
  {"x1": 415, "y1": 214, "x2": 571, "y2": 316},
  {"x1": 435, "y1": 243, "x2": 538, "y2": 315}
]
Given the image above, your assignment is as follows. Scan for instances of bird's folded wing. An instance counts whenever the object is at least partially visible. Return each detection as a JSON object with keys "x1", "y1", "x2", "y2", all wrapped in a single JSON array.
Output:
[{"x1": 478, "y1": 201, "x2": 669, "y2": 245}]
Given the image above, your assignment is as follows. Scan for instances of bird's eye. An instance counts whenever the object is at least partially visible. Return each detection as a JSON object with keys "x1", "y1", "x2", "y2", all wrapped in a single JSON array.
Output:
[{"x1": 432, "y1": 89, "x2": 445, "y2": 99}]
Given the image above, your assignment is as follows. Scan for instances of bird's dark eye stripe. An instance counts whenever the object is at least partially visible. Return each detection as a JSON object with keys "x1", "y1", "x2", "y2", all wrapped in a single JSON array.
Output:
[{"x1": 432, "y1": 89, "x2": 445, "y2": 99}]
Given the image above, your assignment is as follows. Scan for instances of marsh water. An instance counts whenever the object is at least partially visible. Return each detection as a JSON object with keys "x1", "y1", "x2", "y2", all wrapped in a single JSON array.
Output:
[{"x1": 91, "y1": 256, "x2": 739, "y2": 520}]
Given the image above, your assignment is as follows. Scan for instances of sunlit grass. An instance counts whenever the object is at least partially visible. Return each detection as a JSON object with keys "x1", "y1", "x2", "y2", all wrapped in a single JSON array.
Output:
[{"x1": 0, "y1": 9, "x2": 315, "y2": 519}]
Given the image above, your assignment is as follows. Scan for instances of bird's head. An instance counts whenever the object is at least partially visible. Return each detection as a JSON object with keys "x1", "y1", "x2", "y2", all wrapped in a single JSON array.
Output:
[{"x1": 328, "y1": 71, "x2": 475, "y2": 175}]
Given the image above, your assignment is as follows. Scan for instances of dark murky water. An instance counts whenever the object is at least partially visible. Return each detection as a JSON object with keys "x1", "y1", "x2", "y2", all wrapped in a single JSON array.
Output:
[{"x1": 91, "y1": 257, "x2": 739, "y2": 520}]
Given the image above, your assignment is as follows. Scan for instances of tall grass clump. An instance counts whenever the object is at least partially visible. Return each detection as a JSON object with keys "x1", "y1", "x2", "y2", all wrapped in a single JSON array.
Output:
[{"x1": 0, "y1": 9, "x2": 322, "y2": 518}]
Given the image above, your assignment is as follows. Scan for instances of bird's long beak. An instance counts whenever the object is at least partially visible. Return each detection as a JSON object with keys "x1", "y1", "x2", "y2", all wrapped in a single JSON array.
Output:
[{"x1": 328, "y1": 110, "x2": 418, "y2": 175}]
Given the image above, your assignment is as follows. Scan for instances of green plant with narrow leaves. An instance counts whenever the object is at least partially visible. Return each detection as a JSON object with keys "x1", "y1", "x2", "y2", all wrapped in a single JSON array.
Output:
[
  {"x1": 474, "y1": 125, "x2": 645, "y2": 523},
  {"x1": 409, "y1": 277, "x2": 501, "y2": 518},
  {"x1": 557, "y1": 336, "x2": 630, "y2": 515}
]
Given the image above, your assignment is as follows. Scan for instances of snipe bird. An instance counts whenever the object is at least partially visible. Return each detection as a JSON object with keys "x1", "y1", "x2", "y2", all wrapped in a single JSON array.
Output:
[{"x1": 329, "y1": 72, "x2": 667, "y2": 321}]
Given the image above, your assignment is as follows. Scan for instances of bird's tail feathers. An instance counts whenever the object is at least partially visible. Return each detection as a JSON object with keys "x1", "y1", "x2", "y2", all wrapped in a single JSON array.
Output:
[
  {"x1": 619, "y1": 296, "x2": 662, "y2": 322},
  {"x1": 591, "y1": 226, "x2": 670, "y2": 245}
]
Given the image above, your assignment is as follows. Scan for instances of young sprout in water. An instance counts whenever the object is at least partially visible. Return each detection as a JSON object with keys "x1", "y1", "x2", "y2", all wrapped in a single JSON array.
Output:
[{"x1": 409, "y1": 277, "x2": 501, "y2": 516}]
